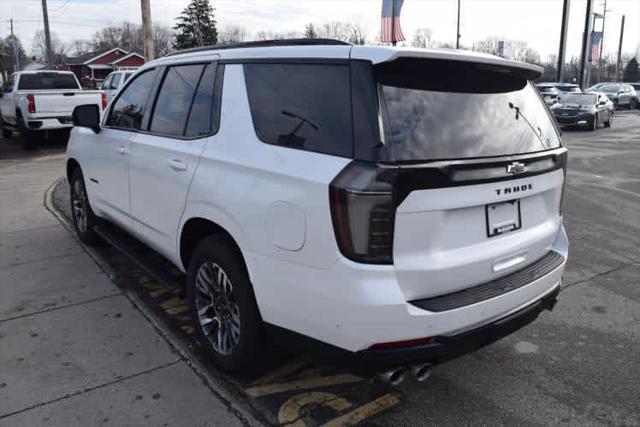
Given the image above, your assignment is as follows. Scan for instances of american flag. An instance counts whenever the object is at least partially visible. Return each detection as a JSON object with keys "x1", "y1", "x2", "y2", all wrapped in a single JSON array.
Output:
[
  {"x1": 590, "y1": 31, "x2": 603, "y2": 62},
  {"x1": 381, "y1": 0, "x2": 405, "y2": 44}
]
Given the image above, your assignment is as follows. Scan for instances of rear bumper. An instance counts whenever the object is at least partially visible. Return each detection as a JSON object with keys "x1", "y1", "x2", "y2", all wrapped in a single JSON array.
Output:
[{"x1": 359, "y1": 284, "x2": 560, "y2": 368}]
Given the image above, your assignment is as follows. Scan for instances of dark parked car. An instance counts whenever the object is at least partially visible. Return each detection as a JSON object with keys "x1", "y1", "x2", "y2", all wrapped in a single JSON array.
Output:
[
  {"x1": 594, "y1": 83, "x2": 637, "y2": 109},
  {"x1": 551, "y1": 92, "x2": 614, "y2": 130},
  {"x1": 536, "y1": 85, "x2": 561, "y2": 106}
]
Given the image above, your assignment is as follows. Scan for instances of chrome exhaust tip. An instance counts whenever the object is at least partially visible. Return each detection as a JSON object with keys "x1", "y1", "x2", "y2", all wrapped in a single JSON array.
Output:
[
  {"x1": 377, "y1": 367, "x2": 408, "y2": 386},
  {"x1": 411, "y1": 363, "x2": 432, "y2": 382}
]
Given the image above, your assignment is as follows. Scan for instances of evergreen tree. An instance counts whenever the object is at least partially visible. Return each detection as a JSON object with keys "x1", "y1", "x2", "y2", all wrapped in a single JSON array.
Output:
[
  {"x1": 173, "y1": 0, "x2": 218, "y2": 49},
  {"x1": 304, "y1": 23, "x2": 317, "y2": 39},
  {"x1": 623, "y1": 57, "x2": 639, "y2": 82}
]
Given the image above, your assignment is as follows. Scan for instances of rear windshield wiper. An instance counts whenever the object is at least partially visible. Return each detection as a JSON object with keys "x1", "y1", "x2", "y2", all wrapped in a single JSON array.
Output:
[{"x1": 508, "y1": 102, "x2": 549, "y2": 150}]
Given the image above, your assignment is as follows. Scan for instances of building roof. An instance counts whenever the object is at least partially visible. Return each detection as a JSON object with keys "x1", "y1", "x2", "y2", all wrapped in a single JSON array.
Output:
[
  {"x1": 64, "y1": 48, "x2": 128, "y2": 65},
  {"x1": 111, "y1": 52, "x2": 145, "y2": 64}
]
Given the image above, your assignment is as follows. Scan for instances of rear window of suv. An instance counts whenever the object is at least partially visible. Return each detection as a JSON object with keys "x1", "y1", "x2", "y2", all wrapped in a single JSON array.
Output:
[
  {"x1": 18, "y1": 73, "x2": 79, "y2": 90},
  {"x1": 244, "y1": 63, "x2": 352, "y2": 158},
  {"x1": 372, "y1": 58, "x2": 561, "y2": 162}
]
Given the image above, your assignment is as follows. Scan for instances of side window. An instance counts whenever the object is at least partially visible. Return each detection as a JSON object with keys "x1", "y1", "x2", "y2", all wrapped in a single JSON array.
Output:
[
  {"x1": 149, "y1": 64, "x2": 204, "y2": 137},
  {"x1": 107, "y1": 68, "x2": 159, "y2": 130},
  {"x1": 185, "y1": 63, "x2": 216, "y2": 137},
  {"x1": 110, "y1": 73, "x2": 121, "y2": 89},
  {"x1": 101, "y1": 74, "x2": 113, "y2": 90},
  {"x1": 244, "y1": 63, "x2": 353, "y2": 157}
]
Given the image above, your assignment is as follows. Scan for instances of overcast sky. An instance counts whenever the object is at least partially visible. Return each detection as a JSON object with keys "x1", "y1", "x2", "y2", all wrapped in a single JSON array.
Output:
[{"x1": 1, "y1": 0, "x2": 639, "y2": 61}]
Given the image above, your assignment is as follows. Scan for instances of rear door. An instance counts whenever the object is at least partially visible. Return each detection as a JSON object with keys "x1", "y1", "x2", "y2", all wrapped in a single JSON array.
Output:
[
  {"x1": 372, "y1": 58, "x2": 566, "y2": 301},
  {"x1": 128, "y1": 61, "x2": 219, "y2": 258}
]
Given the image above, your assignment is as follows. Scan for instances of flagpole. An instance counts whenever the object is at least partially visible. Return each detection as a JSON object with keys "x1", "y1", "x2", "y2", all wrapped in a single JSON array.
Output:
[{"x1": 391, "y1": 0, "x2": 396, "y2": 46}]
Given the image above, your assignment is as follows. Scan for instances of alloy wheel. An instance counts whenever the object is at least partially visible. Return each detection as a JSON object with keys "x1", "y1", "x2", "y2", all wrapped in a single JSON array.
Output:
[
  {"x1": 194, "y1": 261, "x2": 241, "y2": 355},
  {"x1": 71, "y1": 180, "x2": 88, "y2": 233}
]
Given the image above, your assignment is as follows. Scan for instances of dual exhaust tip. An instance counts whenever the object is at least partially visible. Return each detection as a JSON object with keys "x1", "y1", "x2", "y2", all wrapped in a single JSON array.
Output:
[{"x1": 378, "y1": 363, "x2": 432, "y2": 386}]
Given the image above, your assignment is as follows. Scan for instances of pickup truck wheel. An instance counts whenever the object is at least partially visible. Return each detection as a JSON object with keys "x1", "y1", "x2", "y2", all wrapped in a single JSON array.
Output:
[
  {"x1": 188, "y1": 235, "x2": 265, "y2": 372},
  {"x1": 69, "y1": 169, "x2": 101, "y2": 245},
  {"x1": 0, "y1": 116, "x2": 12, "y2": 138},
  {"x1": 18, "y1": 115, "x2": 37, "y2": 150}
]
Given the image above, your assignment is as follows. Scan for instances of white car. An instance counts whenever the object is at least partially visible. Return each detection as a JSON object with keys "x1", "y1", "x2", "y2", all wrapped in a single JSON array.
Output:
[
  {"x1": 100, "y1": 70, "x2": 134, "y2": 104},
  {"x1": 0, "y1": 70, "x2": 105, "y2": 149},
  {"x1": 66, "y1": 40, "x2": 568, "y2": 380}
]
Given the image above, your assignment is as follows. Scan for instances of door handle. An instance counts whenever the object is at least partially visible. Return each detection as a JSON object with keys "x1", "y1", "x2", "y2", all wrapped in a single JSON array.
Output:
[
  {"x1": 116, "y1": 145, "x2": 128, "y2": 155},
  {"x1": 167, "y1": 159, "x2": 188, "y2": 172}
]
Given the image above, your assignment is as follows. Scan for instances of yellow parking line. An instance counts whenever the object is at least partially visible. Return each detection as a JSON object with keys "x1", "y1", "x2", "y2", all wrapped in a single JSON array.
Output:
[
  {"x1": 150, "y1": 288, "x2": 171, "y2": 298},
  {"x1": 278, "y1": 392, "x2": 352, "y2": 426},
  {"x1": 321, "y1": 393, "x2": 400, "y2": 427},
  {"x1": 250, "y1": 360, "x2": 309, "y2": 387},
  {"x1": 245, "y1": 374, "x2": 362, "y2": 398}
]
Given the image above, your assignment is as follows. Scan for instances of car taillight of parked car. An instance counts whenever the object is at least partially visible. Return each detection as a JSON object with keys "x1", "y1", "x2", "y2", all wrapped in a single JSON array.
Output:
[
  {"x1": 101, "y1": 92, "x2": 107, "y2": 110},
  {"x1": 26, "y1": 94, "x2": 36, "y2": 113},
  {"x1": 329, "y1": 162, "x2": 398, "y2": 264}
]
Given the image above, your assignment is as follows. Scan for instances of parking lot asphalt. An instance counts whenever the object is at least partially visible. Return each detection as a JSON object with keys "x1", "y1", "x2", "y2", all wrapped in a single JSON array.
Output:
[{"x1": 1, "y1": 110, "x2": 639, "y2": 426}]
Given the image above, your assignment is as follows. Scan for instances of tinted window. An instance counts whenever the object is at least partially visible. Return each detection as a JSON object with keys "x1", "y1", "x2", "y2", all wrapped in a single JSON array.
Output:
[
  {"x1": 185, "y1": 64, "x2": 216, "y2": 137},
  {"x1": 374, "y1": 58, "x2": 560, "y2": 162},
  {"x1": 110, "y1": 73, "x2": 121, "y2": 89},
  {"x1": 101, "y1": 74, "x2": 113, "y2": 90},
  {"x1": 18, "y1": 73, "x2": 79, "y2": 90},
  {"x1": 150, "y1": 64, "x2": 204, "y2": 137},
  {"x1": 108, "y1": 68, "x2": 158, "y2": 130},
  {"x1": 244, "y1": 63, "x2": 352, "y2": 157}
]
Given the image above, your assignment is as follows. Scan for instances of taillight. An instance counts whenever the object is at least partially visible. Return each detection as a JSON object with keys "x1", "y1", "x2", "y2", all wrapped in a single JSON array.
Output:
[
  {"x1": 101, "y1": 92, "x2": 107, "y2": 110},
  {"x1": 26, "y1": 94, "x2": 36, "y2": 113},
  {"x1": 559, "y1": 151, "x2": 568, "y2": 215},
  {"x1": 329, "y1": 162, "x2": 397, "y2": 264}
]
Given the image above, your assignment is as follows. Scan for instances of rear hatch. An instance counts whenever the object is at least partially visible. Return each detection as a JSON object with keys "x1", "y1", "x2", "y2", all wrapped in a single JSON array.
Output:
[
  {"x1": 330, "y1": 56, "x2": 566, "y2": 302},
  {"x1": 379, "y1": 58, "x2": 565, "y2": 301}
]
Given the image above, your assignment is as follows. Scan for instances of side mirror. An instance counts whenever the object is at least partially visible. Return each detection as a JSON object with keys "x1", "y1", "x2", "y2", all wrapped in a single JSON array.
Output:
[
  {"x1": 73, "y1": 104, "x2": 101, "y2": 134},
  {"x1": 598, "y1": 101, "x2": 606, "y2": 106}
]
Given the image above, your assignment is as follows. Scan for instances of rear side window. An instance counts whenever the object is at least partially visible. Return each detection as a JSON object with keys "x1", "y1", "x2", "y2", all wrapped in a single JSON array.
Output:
[
  {"x1": 18, "y1": 73, "x2": 78, "y2": 90},
  {"x1": 150, "y1": 64, "x2": 204, "y2": 137},
  {"x1": 110, "y1": 73, "x2": 121, "y2": 89},
  {"x1": 107, "y1": 68, "x2": 159, "y2": 130},
  {"x1": 244, "y1": 63, "x2": 352, "y2": 158}
]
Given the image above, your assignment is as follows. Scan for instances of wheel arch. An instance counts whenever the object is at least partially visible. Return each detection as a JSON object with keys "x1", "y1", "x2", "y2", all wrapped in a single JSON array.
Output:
[
  {"x1": 66, "y1": 158, "x2": 82, "y2": 182},
  {"x1": 179, "y1": 217, "x2": 250, "y2": 279}
]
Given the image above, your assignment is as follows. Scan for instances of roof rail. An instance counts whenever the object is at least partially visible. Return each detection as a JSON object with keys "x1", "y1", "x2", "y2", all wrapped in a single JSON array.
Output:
[{"x1": 164, "y1": 38, "x2": 351, "y2": 57}]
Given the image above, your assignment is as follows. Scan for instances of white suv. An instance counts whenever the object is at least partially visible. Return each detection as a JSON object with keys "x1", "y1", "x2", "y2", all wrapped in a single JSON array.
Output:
[{"x1": 66, "y1": 40, "x2": 568, "y2": 376}]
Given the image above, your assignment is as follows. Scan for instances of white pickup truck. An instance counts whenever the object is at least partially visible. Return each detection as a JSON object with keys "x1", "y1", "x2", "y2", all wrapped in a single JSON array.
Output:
[{"x1": 0, "y1": 70, "x2": 105, "y2": 149}]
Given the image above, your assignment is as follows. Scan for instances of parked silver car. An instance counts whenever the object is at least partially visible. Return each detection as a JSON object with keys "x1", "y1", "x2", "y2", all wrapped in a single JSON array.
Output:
[{"x1": 591, "y1": 83, "x2": 637, "y2": 109}]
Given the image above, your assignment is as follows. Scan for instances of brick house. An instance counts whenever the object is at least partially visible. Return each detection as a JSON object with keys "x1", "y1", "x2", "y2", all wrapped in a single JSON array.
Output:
[{"x1": 64, "y1": 48, "x2": 145, "y2": 82}]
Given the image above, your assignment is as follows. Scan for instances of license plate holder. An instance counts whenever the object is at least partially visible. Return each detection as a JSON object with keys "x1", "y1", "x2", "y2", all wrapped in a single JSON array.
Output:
[{"x1": 486, "y1": 199, "x2": 522, "y2": 237}]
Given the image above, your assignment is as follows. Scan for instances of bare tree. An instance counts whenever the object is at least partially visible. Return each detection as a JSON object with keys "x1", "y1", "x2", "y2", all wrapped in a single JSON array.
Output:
[
  {"x1": 317, "y1": 21, "x2": 351, "y2": 41},
  {"x1": 346, "y1": 20, "x2": 368, "y2": 45},
  {"x1": 218, "y1": 25, "x2": 249, "y2": 45},
  {"x1": 89, "y1": 22, "x2": 172, "y2": 58},
  {"x1": 508, "y1": 40, "x2": 541, "y2": 64},
  {"x1": 254, "y1": 30, "x2": 298, "y2": 41},
  {"x1": 411, "y1": 28, "x2": 433, "y2": 48},
  {"x1": 32, "y1": 30, "x2": 68, "y2": 66},
  {"x1": 473, "y1": 36, "x2": 504, "y2": 56},
  {"x1": 70, "y1": 39, "x2": 91, "y2": 56}
]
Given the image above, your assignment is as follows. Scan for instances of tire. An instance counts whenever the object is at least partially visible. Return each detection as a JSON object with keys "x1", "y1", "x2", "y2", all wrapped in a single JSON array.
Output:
[
  {"x1": 187, "y1": 235, "x2": 265, "y2": 372},
  {"x1": 17, "y1": 114, "x2": 37, "y2": 150},
  {"x1": 69, "y1": 168, "x2": 102, "y2": 245},
  {"x1": 590, "y1": 114, "x2": 598, "y2": 131},
  {"x1": 0, "y1": 115, "x2": 12, "y2": 138},
  {"x1": 604, "y1": 113, "x2": 612, "y2": 128}
]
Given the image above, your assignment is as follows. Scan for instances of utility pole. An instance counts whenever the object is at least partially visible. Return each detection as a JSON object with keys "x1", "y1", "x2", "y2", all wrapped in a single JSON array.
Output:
[
  {"x1": 141, "y1": 0, "x2": 155, "y2": 61},
  {"x1": 598, "y1": 0, "x2": 607, "y2": 82},
  {"x1": 456, "y1": 0, "x2": 461, "y2": 49},
  {"x1": 615, "y1": 15, "x2": 625, "y2": 82},
  {"x1": 41, "y1": 0, "x2": 54, "y2": 68},
  {"x1": 556, "y1": 0, "x2": 570, "y2": 82},
  {"x1": 579, "y1": 0, "x2": 593, "y2": 89},
  {"x1": 9, "y1": 19, "x2": 21, "y2": 72}
]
